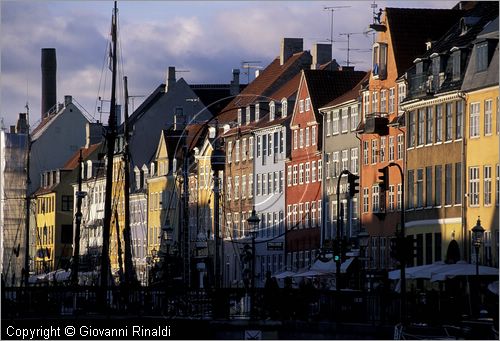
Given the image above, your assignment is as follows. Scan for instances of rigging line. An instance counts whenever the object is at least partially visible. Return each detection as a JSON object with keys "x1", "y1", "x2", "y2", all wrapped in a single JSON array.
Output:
[
  {"x1": 4, "y1": 194, "x2": 27, "y2": 278},
  {"x1": 94, "y1": 37, "x2": 111, "y2": 120}
]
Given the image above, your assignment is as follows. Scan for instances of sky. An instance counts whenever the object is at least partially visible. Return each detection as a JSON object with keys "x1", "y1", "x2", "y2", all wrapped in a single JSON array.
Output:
[{"x1": 0, "y1": 0, "x2": 457, "y2": 128}]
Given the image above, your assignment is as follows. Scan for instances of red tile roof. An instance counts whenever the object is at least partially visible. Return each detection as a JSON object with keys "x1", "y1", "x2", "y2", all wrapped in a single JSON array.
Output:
[
  {"x1": 62, "y1": 143, "x2": 103, "y2": 170},
  {"x1": 217, "y1": 51, "x2": 311, "y2": 124}
]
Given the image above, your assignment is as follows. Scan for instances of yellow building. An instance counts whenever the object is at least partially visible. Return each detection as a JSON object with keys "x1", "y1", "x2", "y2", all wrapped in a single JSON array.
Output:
[{"x1": 462, "y1": 19, "x2": 498, "y2": 267}]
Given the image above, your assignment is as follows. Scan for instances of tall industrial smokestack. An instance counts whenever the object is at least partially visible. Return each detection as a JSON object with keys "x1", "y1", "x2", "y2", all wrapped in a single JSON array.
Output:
[{"x1": 41, "y1": 48, "x2": 57, "y2": 119}]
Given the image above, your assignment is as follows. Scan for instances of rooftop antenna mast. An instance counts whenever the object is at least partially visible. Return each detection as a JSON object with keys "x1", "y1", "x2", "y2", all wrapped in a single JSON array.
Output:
[
  {"x1": 323, "y1": 6, "x2": 350, "y2": 70},
  {"x1": 339, "y1": 32, "x2": 367, "y2": 67},
  {"x1": 241, "y1": 61, "x2": 262, "y2": 84}
]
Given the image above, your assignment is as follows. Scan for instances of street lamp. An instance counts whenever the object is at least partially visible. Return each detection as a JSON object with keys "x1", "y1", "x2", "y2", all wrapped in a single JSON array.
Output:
[
  {"x1": 471, "y1": 217, "x2": 485, "y2": 277},
  {"x1": 357, "y1": 229, "x2": 370, "y2": 291},
  {"x1": 247, "y1": 208, "x2": 260, "y2": 319}
]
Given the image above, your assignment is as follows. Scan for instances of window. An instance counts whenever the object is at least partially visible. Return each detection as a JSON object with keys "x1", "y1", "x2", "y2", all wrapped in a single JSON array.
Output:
[
  {"x1": 332, "y1": 111, "x2": 339, "y2": 135},
  {"x1": 496, "y1": 164, "x2": 499, "y2": 206},
  {"x1": 351, "y1": 148, "x2": 358, "y2": 174},
  {"x1": 332, "y1": 152, "x2": 339, "y2": 178},
  {"x1": 299, "y1": 163, "x2": 304, "y2": 184},
  {"x1": 340, "y1": 150, "x2": 347, "y2": 172},
  {"x1": 363, "y1": 91, "x2": 370, "y2": 116},
  {"x1": 280, "y1": 129, "x2": 284, "y2": 153},
  {"x1": 469, "y1": 166, "x2": 479, "y2": 206},
  {"x1": 279, "y1": 171, "x2": 284, "y2": 193},
  {"x1": 274, "y1": 171, "x2": 279, "y2": 193},
  {"x1": 234, "y1": 176, "x2": 239, "y2": 200},
  {"x1": 432, "y1": 56, "x2": 441, "y2": 90},
  {"x1": 426, "y1": 167, "x2": 432, "y2": 207},
  {"x1": 408, "y1": 170, "x2": 414, "y2": 209},
  {"x1": 305, "y1": 98, "x2": 311, "y2": 111},
  {"x1": 485, "y1": 99, "x2": 492, "y2": 135},
  {"x1": 61, "y1": 195, "x2": 72, "y2": 211},
  {"x1": 380, "y1": 137, "x2": 386, "y2": 162},
  {"x1": 305, "y1": 163, "x2": 310, "y2": 183},
  {"x1": 372, "y1": 42, "x2": 387, "y2": 79},
  {"x1": 371, "y1": 139, "x2": 378, "y2": 164},
  {"x1": 426, "y1": 107, "x2": 433, "y2": 144},
  {"x1": 389, "y1": 88, "x2": 395, "y2": 113},
  {"x1": 398, "y1": 83, "x2": 406, "y2": 107},
  {"x1": 274, "y1": 132, "x2": 279, "y2": 155},
  {"x1": 445, "y1": 164, "x2": 452, "y2": 205},
  {"x1": 381, "y1": 90, "x2": 387, "y2": 113},
  {"x1": 246, "y1": 106, "x2": 251, "y2": 124},
  {"x1": 293, "y1": 165, "x2": 298, "y2": 185},
  {"x1": 312, "y1": 161, "x2": 317, "y2": 182},
  {"x1": 268, "y1": 133, "x2": 272, "y2": 156},
  {"x1": 326, "y1": 112, "x2": 332, "y2": 136},
  {"x1": 484, "y1": 165, "x2": 492, "y2": 206},
  {"x1": 470, "y1": 102, "x2": 480, "y2": 137},
  {"x1": 476, "y1": 41, "x2": 488, "y2": 72},
  {"x1": 435, "y1": 166, "x2": 442, "y2": 206},
  {"x1": 256, "y1": 136, "x2": 261, "y2": 157},
  {"x1": 417, "y1": 169, "x2": 424, "y2": 208},
  {"x1": 311, "y1": 202, "x2": 317, "y2": 226},
  {"x1": 268, "y1": 172, "x2": 272, "y2": 194},
  {"x1": 341, "y1": 108, "x2": 348, "y2": 133},
  {"x1": 456, "y1": 100, "x2": 463, "y2": 139},
  {"x1": 408, "y1": 110, "x2": 416, "y2": 148},
  {"x1": 227, "y1": 177, "x2": 232, "y2": 200},
  {"x1": 397, "y1": 134, "x2": 403, "y2": 160},
  {"x1": 242, "y1": 175, "x2": 246, "y2": 199},
  {"x1": 363, "y1": 188, "x2": 369, "y2": 213},
  {"x1": 452, "y1": 50, "x2": 461, "y2": 80},
  {"x1": 312, "y1": 125, "x2": 317, "y2": 145},
  {"x1": 389, "y1": 136, "x2": 395, "y2": 161},
  {"x1": 389, "y1": 185, "x2": 395, "y2": 211},
  {"x1": 249, "y1": 175, "x2": 254, "y2": 197},
  {"x1": 318, "y1": 160, "x2": 322, "y2": 180},
  {"x1": 445, "y1": 103, "x2": 453, "y2": 141},
  {"x1": 299, "y1": 129, "x2": 304, "y2": 148},
  {"x1": 436, "y1": 104, "x2": 443, "y2": 142},
  {"x1": 305, "y1": 127, "x2": 310, "y2": 147},
  {"x1": 363, "y1": 141, "x2": 369, "y2": 165},
  {"x1": 269, "y1": 102, "x2": 275, "y2": 121},
  {"x1": 255, "y1": 103, "x2": 260, "y2": 121},
  {"x1": 262, "y1": 173, "x2": 267, "y2": 195},
  {"x1": 237, "y1": 109, "x2": 242, "y2": 125},
  {"x1": 372, "y1": 91, "x2": 378, "y2": 113},
  {"x1": 235, "y1": 140, "x2": 240, "y2": 162},
  {"x1": 287, "y1": 166, "x2": 292, "y2": 187},
  {"x1": 293, "y1": 130, "x2": 298, "y2": 149},
  {"x1": 282, "y1": 100, "x2": 288, "y2": 117},
  {"x1": 242, "y1": 138, "x2": 247, "y2": 161},
  {"x1": 455, "y1": 163, "x2": 462, "y2": 205},
  {"x1": 397, "y1": 183, "x2": 402, "y2": 211},
  {"x1": 299, "y1": 99, "x2": 304, "y2": 113},
  {"x1": 351, "y1": 105, "x2": 359, "y2": 131},
  {"x1": 372, "y1": 185, "x2": 380, "y2": 212},
  {"x1": 249, "y1": 136, "x2": 254, "y2": 159},
  {"x1": 227, "y1": 141, "x2": 232, "y2": 162}
]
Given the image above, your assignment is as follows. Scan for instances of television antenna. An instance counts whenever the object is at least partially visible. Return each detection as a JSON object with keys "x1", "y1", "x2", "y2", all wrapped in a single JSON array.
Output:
[
  {"x1": 241, "y1": 61, "x2": 263, "y2": 84},
  {"x1": 323, "y1": 6, "x2": 350, "y2": 70},
  {"x1": 339, "y1": 32, "x2": 368, "y2": 67}
]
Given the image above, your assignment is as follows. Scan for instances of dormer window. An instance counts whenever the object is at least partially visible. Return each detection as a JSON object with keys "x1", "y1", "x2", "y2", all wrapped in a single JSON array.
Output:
[
  {"x1": 372, "y1": 42, "x2": 387, "y2": 80},
  {"x1": 150, "y1": 162, "x2": 156, "y2": 177},
  {"x1": 451, "y1": 48, "x2": 461, "y2": 81},
  {"x1": 305, "y1": 98, "x2": 311, "y2": 111},
  {"x1": 431, "y1": 53, "x2": 443, "y2": 90},
  {"x1": 269, "y1": 101, "x2": 275, "y2": 121},
  {"x1": 476, "y1": 41, "x2": 488, "y2": 72},
  {"x1": 281, "y1": 99, "x2": 288, "y2": 118},
  {"x1": 415, "y1": 59, "x2": 424, "y2": 74},
  {"x1": 237, "y1": 108, "x2": 242, "y2": 125},
  {"x1": 255, "y1": 103, "x2": 260, "y2": 121},
  {"x1": 246, "y1": 106, "x2": 251, "y2": 125}
]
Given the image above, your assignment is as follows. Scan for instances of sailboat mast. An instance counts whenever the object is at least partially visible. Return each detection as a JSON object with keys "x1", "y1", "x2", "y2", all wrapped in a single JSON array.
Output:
[
  {"x1": 122, "y1": 76, "x2": 136, "y2": 285},
  {"x1": 100, "y1": 0, "x2": 118, "y2": 289},
  {"x1": 24, "y1": 105, "x2": 31, "y2": 287},
  {"x1": 71, "y1": 149, "x2": 83, "y2": 285}
]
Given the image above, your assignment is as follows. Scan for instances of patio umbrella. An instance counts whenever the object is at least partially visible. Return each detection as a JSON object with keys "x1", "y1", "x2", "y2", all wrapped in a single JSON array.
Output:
[
  {"x1": 488, "y1": 281, "x2": 498, "y2": 295},
  {"x1": 274, "y1": 270, "x2": 296, "y2": 279},
  {"x1": 388, "y1": 261, "x2": 447, "y2": 280},
  {"x1": 430, "y1": 262, "x2": 498, "y2": 282}
]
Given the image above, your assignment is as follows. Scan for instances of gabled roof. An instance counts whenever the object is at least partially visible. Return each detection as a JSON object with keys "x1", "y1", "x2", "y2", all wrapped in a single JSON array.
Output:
[
  {"x1": 385, "y1": 7, "x2": 463, "y2": 77},
  {"x1": 217, "y1": 51, "x2": 311, "y2": 124},
  {"x1": 62, "y1": 143, "x2": 103, "y2": 170},
  {"x1": 302, "y1": 69, "x2": 367, "y2": 121},
  {"x1": 320, "y1": 72, "x2": 369, "y2": 110}
]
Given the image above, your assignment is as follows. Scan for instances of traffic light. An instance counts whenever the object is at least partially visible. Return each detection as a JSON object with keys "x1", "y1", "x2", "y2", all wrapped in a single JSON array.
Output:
[
  {"x1": 378, "y1": 166, "x2": 389, "y2": 192},
  {"x1": 348, "y1": 173, "x2": 360, "y2": 197}
]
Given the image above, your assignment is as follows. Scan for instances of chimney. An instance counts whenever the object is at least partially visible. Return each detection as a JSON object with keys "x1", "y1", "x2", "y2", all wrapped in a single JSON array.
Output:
[
  {"x1": 173, "y1": 107, "x2": 185, "y2": 130},
  {"x1": 41, "y1": 48, "x2": 57, "y2": 119},
  {"x1": 10, "y1": 126, "x2": 16, "y2": 133},
  {"x1": 64, "y1": 95, "x2": 72, "y2": 106},
  {"x1": 16, "y1": 113, "x2": 28, "y2": 134},
  {"x1": 86, "y1": 122, "x2": 103, "y2": 147},
  {"x1": 230, "y1": 69, "x2": 240, "y2": 96},
  {"x1": 280, "y1": 38, "x2": 303, "y2": 66},
  {"x1": 311, "y1": 43, "x2": 332, "y2": 70},
  {"x1": 166, "y1": 66, "x2": 176, "y2": 92}
]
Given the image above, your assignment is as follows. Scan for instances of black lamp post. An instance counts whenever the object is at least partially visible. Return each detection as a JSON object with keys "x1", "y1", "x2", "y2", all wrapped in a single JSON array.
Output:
[
  {"x1": 357, "y1": 229, "x2": 370, "y2": 291},
  {"x1": 471, "y1": 217, "x2": 485, "y2": 277},
  {"x1": 247, "y1": 208, "x2": 260, "y2": 319}
]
